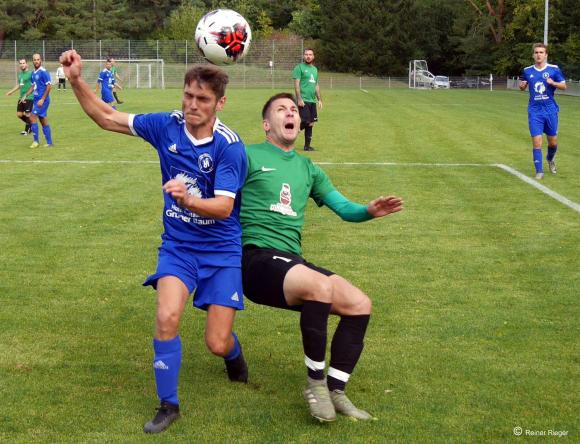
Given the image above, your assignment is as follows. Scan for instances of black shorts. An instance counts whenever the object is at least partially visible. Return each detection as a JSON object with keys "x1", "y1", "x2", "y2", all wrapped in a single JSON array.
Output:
[
  {"x1": 299, "y1": 102, "x2": 318, "y2": 126},
  {"x1": 242, "y1": 245, "x2": 333, "y2": 311},
  {"x1": 17, "y1": 99, "x2": 33, "y2": 113}
]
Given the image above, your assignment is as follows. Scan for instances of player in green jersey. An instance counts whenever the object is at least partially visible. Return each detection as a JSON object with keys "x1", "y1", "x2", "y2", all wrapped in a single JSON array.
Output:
[
  {"x1": 292, "y1": 49, "x2": 322, "y2": 151},
  {"x1": 241, "y1": 93, "x2": 403, "y2": 422},
  {"x1": 110, "y1": 58, "x2": 124, "y2": 104},
  {"x1": 5, "y1": 58, "x2": 34, "y2": 135}
]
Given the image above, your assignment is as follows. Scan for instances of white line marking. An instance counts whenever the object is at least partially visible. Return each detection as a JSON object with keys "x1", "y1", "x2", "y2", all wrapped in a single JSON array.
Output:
[
  {"x1": 495, "y1": 164, "x2": 580, "y2": 213},
  {"x1": 360, "y1": 89, "x2": 369, "y2": 93},
  {"x1": 0, "y1": 159, "x2": 577, "y2": 212},
  {"x1": 0, "y1": 159, "x2": 157, "y2": 164}
]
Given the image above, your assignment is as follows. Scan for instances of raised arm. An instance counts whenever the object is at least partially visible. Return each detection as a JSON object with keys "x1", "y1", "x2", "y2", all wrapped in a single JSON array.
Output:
[{"x1": 60, "y1": 50, "x2": 132, "y2": 135}]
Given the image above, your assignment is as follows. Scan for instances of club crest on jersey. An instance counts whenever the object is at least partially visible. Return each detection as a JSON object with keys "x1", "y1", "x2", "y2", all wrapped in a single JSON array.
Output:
[
  {"x1": 270, "y1": 183, "x2": 297, "y2": 217},
  {"x1": 543, "y1": 72, "x2": 550, "y2": 79},
  {"x1": 198, "y1": 153, "x2": 214, "y2": 173}
]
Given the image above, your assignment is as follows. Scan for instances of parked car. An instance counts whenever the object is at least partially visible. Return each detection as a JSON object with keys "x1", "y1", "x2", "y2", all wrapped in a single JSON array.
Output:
[{"x1": 433, "y1": 76, "x2": 450, "y2": 89}]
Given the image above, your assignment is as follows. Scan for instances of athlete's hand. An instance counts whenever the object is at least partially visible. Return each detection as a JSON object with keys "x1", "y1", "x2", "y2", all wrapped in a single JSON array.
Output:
[
  {"x1": 59, "y1": 50, "x2": 83, "y2": 81},
  {"x1": 519, "y1": 80, "x2": 528, "y2": 90},
  {"x1": 546, "y1": 77, "x2": 555, "y2": 86},
  {"x1": 163, "y1": 179, "x2": 193, "y2": 209},
  {"x1": 297, "y1": 98, "x2": 305, "y2": 107},
  {"x1": 37, "y1": 98, "x2": 44, "y2": 107},
  {"x1": 367, "y1": 196, "x2": 403, "y2": 218}
]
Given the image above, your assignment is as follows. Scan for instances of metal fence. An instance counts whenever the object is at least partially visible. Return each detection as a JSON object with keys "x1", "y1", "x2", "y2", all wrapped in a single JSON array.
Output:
[{"x1": 2, "y1": 39, "x2": 579, "y2": 95}]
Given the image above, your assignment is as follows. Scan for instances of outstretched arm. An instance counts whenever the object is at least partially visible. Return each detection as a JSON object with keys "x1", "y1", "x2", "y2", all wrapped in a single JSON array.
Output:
[
  {"x1": 59, "y1": 50, "x2": 132, "y2": 135},
  {"x1": 322, "y1": 191, "x2": 403, "y2": 222}
]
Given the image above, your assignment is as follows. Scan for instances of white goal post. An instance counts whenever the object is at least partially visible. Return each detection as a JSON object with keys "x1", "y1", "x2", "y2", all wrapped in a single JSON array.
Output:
[
  {"x1": 80, "y1": 59, "x2": 165, "y2": 89},
  {"x1": 409, "y1": 60, "x2": 433, "y2": 89}
]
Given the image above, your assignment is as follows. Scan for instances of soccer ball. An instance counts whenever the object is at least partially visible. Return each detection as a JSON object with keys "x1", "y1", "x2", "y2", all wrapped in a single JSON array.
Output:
[{"x1": 195, "y1": 9, "x2": 252, "y2": 66}]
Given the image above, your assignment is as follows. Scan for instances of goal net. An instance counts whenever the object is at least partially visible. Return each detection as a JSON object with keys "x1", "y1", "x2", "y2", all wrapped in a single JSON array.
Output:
[
  {"x1": 408, "y1": 60, "x2": 432, "y2": 89},
  {"x1": 81, "y1": 59, "x2": 165, "y2": 89}
]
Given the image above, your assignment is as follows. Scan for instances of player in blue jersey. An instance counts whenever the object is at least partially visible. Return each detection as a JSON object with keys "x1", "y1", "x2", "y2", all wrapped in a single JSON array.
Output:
[
  {"x1": 60, "y1": 49, "x2": 248, "y2": 434},
  {"x1": 96, "y1": 58, "x2": 116, "y2": 108},
  {"x1": 519, "y1": 43, "x2": 567, "y2": 180},
  {"x1": 23, "y1": 53, "x2": 53, "y2": 148}
]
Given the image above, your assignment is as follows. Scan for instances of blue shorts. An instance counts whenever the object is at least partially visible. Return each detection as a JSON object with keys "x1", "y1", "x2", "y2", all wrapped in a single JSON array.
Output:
[
  {"x1": 101, "y1": 92, "x2": 114, "y2": 104},
  {"x1": 32, "y1": 97, "x2": 50, "y2": 118},
  {"x1": 143, "y1": 241, "x2": 244, "y2": 311},
  {"x1": 528, "y1": 112, "x2": 558, "y2": 137}
]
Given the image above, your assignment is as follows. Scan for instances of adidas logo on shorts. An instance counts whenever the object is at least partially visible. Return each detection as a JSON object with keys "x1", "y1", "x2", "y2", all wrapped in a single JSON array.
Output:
[{"x1": 231, "y1": 292, "x2": 240, "y2": 302}]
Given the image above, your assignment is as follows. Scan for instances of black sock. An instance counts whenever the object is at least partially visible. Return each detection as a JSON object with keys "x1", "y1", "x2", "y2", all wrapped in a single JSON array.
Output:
[
  {"x1": 327, "y1": 315, "x2": 370, "y2": 392},
  {"x1": 304, "y1": 126, "x2": 313, "y2": 148},
  {"x1": 301, "y1": 300, "x2": 332, "y2": 380},
  {"x1": 113, "y1": 91, "x2": 121, "y2": 103}
]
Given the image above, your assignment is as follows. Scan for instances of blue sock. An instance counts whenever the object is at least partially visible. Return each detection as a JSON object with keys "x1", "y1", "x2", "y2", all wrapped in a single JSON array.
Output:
[
  {"x1": 153, "y1": 336, "x2": 182, "y2": 406},
  {"x1": 42, "y1": 125, "x2": 53, "y2": 145},
  {"x1": 224, "y1": 332, "x2": 241, "y2": 361},
  {"x1": 547, "y1": 145, "x2": 557, "y2": 161},
  {"x1": 112, "y1": 105, "x2": 117, "y2": 110},
  {"x1": 31, "y1": 123, "x2": 39, "y2": 142},
  {"x1": 533, "y1": 149, "x2": 543, "y2": 173}
]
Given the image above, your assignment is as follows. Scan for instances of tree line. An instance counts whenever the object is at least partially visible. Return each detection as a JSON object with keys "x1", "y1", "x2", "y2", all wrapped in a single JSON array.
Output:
[{"x1": 1, "y1": 0, "x2": 578, "y2": 78}]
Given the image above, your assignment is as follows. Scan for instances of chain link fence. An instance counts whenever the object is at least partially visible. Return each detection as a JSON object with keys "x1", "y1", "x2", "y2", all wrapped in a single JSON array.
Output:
[{"x1": 2, "y1": 39, "x2": 577, "y2": 95}]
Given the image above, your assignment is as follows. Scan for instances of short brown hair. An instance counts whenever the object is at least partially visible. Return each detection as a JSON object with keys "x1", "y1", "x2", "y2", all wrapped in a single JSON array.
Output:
[
  {"x1": 183, "y1": 65, "x2": 229, "y2": 99},
  {"x1": 262, "y1": 92, "x2": 297, "y2": 119},
  {"x1": 533, "y1": 43, "x2": 548, "y2": 54}
]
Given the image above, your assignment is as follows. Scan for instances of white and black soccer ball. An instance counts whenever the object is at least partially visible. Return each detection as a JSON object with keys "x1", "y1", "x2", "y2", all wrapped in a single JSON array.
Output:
[{"x1": 195, "y1": 9, "x2": 252, "y2": 66}]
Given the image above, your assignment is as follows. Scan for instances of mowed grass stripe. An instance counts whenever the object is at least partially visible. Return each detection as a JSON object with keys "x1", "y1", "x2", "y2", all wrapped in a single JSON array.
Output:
[{"x1": 1, "y1": 88, "x2": 578, "y2": 443}]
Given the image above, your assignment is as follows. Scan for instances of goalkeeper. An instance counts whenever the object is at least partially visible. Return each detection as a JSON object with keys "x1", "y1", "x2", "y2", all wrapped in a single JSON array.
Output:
[{"x1": 240, "y1": 93, "x2": 403, "y2": 422}]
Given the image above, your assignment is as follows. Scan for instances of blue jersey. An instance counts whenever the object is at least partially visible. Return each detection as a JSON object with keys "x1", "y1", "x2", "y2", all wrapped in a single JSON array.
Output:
[
  {"x1": 32, "y1": 67, "x2": 51, "y2": 100},
  {"x1": 129, "y1": 112, "x2": 247, "y2": 265},
  {"x1": 521, "y1": 64, "x2": 565, "y2": 114},
  {"x1": 98, "y1": 68, "x2": 115, "y2": 99}
]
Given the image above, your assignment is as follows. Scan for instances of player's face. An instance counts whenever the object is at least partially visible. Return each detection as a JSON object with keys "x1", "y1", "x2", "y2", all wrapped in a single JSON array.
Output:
[
  {"x1": 32, "y1": 54, "x2": 42, "y2": 69},
  {"x1": 19, "y1": 60, "x2": 28, "y2": 71},
  {"x1": 303, "y1": 50, "x2": 314, "y2": 64},
  {"x1": 105, "y1": 61, "x2": 112, "y2": 70},
  {"x1": 533, "y1": 47, "x2": 547, "y2": 65},
  {"x1": 263, "y1": 98, "x2": 300, "y2": 148},
  {"x1": 182, "y1": 80, "x2": 225, "y2": 130}
]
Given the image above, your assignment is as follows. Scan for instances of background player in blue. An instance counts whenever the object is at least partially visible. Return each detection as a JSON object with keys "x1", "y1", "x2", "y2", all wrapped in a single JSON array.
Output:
[
  {"x1": 24, "y1": 53, "x2": 53, "y2": 148},
  {"x1": 519, "y1": 43, "x2": 567, "y2": 180},
  {"x1": 96, "y1": 58, "x2": 116, "y2": 108},
  {"x1": 59, "y1": 49, "x2": 248, "y2": 434}
]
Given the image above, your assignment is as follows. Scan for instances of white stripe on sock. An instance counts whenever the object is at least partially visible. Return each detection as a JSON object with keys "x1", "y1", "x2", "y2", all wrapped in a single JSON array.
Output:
[
  {"x1": 328, "y1": 367, "x2": 351, "y2": 382},
  {"x1": 305, "y1": 355, "x2": 325, "y2": 371}
]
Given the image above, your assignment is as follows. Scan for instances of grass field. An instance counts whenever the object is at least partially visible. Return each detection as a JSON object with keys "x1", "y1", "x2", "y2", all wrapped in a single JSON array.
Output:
[{"x1": 1, "y1": 87, "x2": 578, "y2": 443}]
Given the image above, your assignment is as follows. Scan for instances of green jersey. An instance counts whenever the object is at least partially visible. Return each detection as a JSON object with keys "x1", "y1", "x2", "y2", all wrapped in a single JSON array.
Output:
[
  {"x1": 18, "y1": 70, "x2": 33, "y2": 100},
  {"x1": 292, "y1": 62, "x2": 318, "y2": 103},
  {"x1": 241, "y1": 141, "x2": 335, "y2": 255}
]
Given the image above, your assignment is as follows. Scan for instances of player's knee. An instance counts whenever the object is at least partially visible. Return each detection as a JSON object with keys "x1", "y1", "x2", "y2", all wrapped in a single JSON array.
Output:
[
  {"x1": 304, "y1": 276, "x2": 333, "y2": 303},
  {"x1": 205, "y1": 334, "x2": 229, "y2": 357},
  {"x1": 356, "y1": 294, "x2": 372, "y2": 315},
  {"x1": 155, "y1": 310, "x2": 180, "y2": 339}
]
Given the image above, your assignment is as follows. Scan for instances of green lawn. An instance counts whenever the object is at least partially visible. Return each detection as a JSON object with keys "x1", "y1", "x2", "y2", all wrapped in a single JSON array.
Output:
[{"x1": 0, "y1": 88, "x2": 578, "y2": 443}]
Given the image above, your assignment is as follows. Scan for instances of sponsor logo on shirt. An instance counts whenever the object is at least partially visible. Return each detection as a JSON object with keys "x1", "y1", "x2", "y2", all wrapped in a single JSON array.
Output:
[{"x1": 270, "y1": 183, "x2": 297, "y2": 217}]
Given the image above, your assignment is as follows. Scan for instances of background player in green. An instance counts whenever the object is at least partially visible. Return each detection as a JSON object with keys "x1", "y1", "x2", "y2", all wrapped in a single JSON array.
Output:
[
  {"x1": 292, "y1": 48, "x2": 322, "y2": 151},
  {"x1": 241, "y1": 93, "x2": 403, "y2": 422},
  {"x1": 110, "y1": 58, "x2": 124, "y2": 104},
  {"x1": 5, "y1": 58, "x2": 34, "y2": 135}
]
